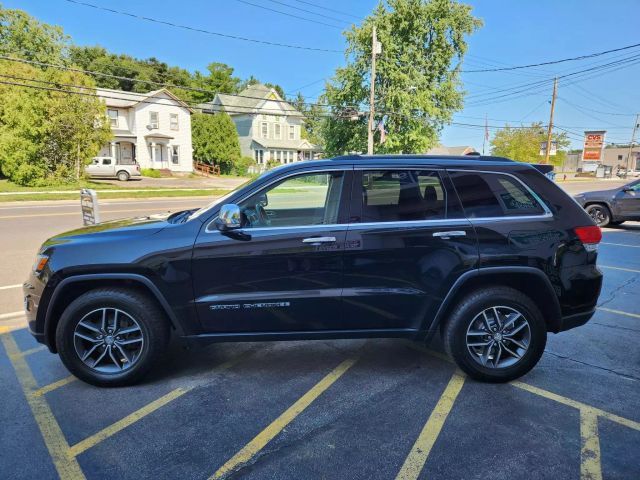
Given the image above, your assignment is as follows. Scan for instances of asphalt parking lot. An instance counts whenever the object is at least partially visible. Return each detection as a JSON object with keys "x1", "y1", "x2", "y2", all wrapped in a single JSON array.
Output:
[{"x1": 1, "y1": 201, "x2": 639, "y2": 479}]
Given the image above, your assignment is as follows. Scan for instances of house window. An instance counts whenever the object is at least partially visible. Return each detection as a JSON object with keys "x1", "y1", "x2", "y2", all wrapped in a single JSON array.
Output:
[
  {"x1": 170, "y1": 113, "x2": 179, "y2": 131},
  {"x1": 261, "y1": 122, "x2": 268, "y2": 138},
  {"x1": 107, "y1": 109, "x2": 119, "y2": 128},
  {"x1": 289, "y1": 125, "x2": 295, "y2": 140},
  {"x1": 171, "y1": 145, "x2": 180, "y2": 165},
  {"x1": 274, "y1": 123, "x2": 281, "y2": 139},
  {"x1": 149, "y1": 111, "x2": 159, "y2": 129},
  {"x1": 618, "y1": 155, "x2": 623, "y2": 161}
]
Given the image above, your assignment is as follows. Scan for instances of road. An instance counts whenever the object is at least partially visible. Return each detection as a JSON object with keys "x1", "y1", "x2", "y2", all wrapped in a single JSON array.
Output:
[{"x1": 0, "y1": 180, "x2": 638, "y2": 479}]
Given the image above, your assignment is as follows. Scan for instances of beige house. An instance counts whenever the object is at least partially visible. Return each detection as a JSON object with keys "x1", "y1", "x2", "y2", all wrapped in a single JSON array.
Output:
[
  {"x1": 200, "y1": 84, "x2": 321, "y2": 170},
  {"x1": 97, "y1": 88, "x2": 194, "y2": 172}
]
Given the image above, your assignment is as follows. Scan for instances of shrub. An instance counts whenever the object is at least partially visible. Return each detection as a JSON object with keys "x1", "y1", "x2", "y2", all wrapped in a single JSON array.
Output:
[
  {"x1": 232, "y1": 156, "x2": 256, "y2": 176},
  {"x1": 141, "y1": 168, "x2": 162, "y2": 178}
]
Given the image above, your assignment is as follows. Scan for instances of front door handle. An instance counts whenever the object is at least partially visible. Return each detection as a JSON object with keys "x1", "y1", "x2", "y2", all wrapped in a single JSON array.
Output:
[
  {"x1": 432, "y1": 231, "x2": 466, "y2": 238},
  {"x1": 302, "y1": 236, "x2": 336, "y2": 244}
]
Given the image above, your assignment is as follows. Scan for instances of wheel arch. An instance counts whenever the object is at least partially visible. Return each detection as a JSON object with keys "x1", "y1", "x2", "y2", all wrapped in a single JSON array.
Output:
[
  {"x1": 423, "y1": 267, "x2": 562, "y2": 342},
  {"x1": 44, "y1": 273, "x2": 183, "y2": 352}
]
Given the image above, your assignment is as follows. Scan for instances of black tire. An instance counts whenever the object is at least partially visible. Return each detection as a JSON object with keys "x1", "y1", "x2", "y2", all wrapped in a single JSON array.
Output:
[
  {"x1": 585, "y1": 204, "x2": 611, "y2": 227},
  {"x1": 56, "y1": 288, "x2": 169, "y2": 387},
  {"x1": 117, "y1": 170, "x2": 130, "y2": 182},
  {"x1": 609, "y1": 221, "x2": 624, "y2": 226},
  {"x1": 442, "y1": 287, "x2": 547, "y2": 383}
]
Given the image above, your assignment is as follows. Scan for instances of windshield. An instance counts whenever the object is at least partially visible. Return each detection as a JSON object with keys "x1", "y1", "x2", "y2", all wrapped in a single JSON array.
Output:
[{"x1": 188, "y1": 177, "x2": 258, "y2": 221}]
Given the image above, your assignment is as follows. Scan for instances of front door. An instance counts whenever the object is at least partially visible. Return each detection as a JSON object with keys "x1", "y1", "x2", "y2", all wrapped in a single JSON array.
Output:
[
  {"x1": 192, "y1": 169, "x2": 352, "y2": 333},
  {"x1": 341, "y1": 168, "x2": 478, "y2": 332},
  {"x1": 617, "y1": 180, "x2": 640, "y2": 218}
]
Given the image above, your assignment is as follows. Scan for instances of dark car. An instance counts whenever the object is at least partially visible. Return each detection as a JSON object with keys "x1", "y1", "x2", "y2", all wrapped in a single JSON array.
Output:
[
  {"x1": 24, "y1": 155, "x2": 603, "y2": 387},
  {"x1": 574, "y1": 179, "x2": 640, "y2": 226}
]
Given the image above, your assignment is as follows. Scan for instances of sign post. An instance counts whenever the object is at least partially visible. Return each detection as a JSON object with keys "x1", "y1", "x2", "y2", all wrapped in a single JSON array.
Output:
[{"x1": 80, "y1": 189, "x2": 100, "y2": 225}]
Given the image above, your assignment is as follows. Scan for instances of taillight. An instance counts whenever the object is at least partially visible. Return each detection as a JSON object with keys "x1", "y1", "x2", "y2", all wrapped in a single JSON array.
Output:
[{"x1": 574, "y1": 226, "x2": 602, "y2": 251}]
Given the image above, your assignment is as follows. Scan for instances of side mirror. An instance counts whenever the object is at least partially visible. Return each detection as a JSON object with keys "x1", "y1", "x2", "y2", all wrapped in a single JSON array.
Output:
[{"x1": 216, "y1": 204, "x2": 242, "y2": 231}]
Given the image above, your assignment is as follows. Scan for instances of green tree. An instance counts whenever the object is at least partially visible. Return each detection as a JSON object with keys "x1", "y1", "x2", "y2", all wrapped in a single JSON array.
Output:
[
  {"x1": 292, "y1": 92, "x2": 325, "y2": 146},
  {"x1": 0, "y1": 4, "x2": 69, "y2": 63},
  {"x1": 191, "y1": 112, "x2": 241, "y2": 174},
  {"x1": 490, "y1": 122, "x2": 570, "y2": 166},
  {"x1": 0, "y1": 61, "x2": 111, "y2": 185},
  {"x1": 190, "y1": 62, "x2": 241, "y2": 103},
  {"x1": 323, "y1": 0, "x2": 481, "y2": 156}
]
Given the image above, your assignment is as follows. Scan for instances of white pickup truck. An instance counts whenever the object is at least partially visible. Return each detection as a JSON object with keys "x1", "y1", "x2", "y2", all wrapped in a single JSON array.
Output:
[{"x1": 85, "y1": 157, "x2": 141, "y2": 181}]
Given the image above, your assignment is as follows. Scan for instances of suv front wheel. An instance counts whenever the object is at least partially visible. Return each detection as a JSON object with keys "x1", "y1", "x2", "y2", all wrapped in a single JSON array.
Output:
[
  {"x1": 442, "y1": 287, "x2": 547, "y2": 383},
  {"x1": 56, "y1": 288, "x2": 169, "y2": 387}
]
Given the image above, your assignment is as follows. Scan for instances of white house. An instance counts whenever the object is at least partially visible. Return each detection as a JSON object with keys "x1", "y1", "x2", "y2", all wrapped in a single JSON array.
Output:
[
  {"x1": 96, "y1": 88, "x2": 194, "y2": 172},
  {"x1": 200, "y1": 84, "x2": 321, "y2": 170}
]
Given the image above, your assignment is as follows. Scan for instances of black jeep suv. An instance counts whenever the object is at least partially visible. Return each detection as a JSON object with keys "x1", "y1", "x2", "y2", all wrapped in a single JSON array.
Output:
[{"x1": 24, "y1": 155, "x2": 603, "y2": 386}]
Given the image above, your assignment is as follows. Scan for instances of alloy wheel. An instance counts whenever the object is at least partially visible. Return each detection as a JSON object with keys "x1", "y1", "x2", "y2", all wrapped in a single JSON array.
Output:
[
  {"x1": 465, "y1": 306, "x2": 531, "y2": 369},
  {"x1": 73, "y1": 308, "x2": 145, "y2": 374},
  {"x1": 588, "y1": 207, "x2": 607, "y2": 226}
]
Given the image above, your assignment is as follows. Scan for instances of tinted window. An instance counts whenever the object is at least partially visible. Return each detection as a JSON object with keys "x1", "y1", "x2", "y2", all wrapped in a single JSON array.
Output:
[
  {"x1": 360, "y1": 170, "x2": 446, "y2": 222},
  {"x1": 239, "y1": 172, "x2": 344, "y2": 228},
  {"x1": 450, "y1": 172, "x2": 544, "y2": 218}
]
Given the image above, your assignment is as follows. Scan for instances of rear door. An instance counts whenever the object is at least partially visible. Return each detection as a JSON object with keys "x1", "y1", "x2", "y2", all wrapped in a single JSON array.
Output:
[
  {"x1": 341, "y1": 168, "x2": 478, "y2": 333},
  {"x1": 192, "y1": 168, "x2": 352, "y2": 333}
]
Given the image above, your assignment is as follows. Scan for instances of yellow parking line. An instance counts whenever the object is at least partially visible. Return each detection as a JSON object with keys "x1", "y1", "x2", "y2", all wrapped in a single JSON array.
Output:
[
  {"x1": 1, "y1": 333, "x2": 85, "y2": 479},
  {"x1": 395, "y1": 372, "x2": 465, "y2": 480},
  {"x1": 69, "y1": 387, "x2": 189, "y2": 456},
  {"x1": 70, "y1": 350, "x2": 253, "y2": 457},
  {"x1": 511, "y1": 381, "x2": 640, "y2": 432},
  {"x1": 597, "y1": 307, "x2": 640, "y2": 319},
  {"x1": 18, "y1": 345, "x2": 47, "y2": 357},
  {"x1": 32, "y1": 375, "x2": 78, "y2": 398},
  {"x1": 598, "y1": 265, "x2": 640, "y2": 274},
  {"x1": 601, "y1": 242, "x2": 640, "y2": 248},
  {"x1": 210, "y1": 357, "x2": 358, "y2": 480},
  {"x1": 580, "y1": 408, "x2": 603, "y2": 480}
]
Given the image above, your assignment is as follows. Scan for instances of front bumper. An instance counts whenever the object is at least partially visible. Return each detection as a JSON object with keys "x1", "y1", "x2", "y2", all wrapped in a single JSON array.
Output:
[{"x1": 23, "y1": 273, "x2": 48, "y2": 347}]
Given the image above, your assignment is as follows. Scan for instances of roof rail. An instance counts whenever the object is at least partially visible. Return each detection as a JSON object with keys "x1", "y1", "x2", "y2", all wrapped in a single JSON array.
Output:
[{"x1": 331, "y1": 154, "x2": 514, "y2": 162}]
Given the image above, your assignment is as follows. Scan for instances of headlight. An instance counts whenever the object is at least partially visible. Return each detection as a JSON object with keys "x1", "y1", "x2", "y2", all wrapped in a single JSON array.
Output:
[{"x1": 33, "y1": 254, "x2": 49, "y2": 273}]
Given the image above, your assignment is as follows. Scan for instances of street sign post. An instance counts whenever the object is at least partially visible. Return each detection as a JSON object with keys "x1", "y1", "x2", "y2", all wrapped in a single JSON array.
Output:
[{"x1": 80, "y1": 189, "x2": 100, "y2": 225}]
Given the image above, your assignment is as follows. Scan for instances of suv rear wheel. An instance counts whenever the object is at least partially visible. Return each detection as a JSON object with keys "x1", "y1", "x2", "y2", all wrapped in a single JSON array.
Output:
[
  {"x1": 56, "y1": 288, "x2": 169, "y2": 387},
  {"x1": 117, "y1": 170, "x2": 130, "y2": 182},
  {"x1": 442, "y1": 287, "x2": 547, "y2": 383}
]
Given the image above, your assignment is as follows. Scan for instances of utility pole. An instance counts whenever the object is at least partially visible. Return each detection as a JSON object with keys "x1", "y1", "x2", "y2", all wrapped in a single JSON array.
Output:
[
  {"x1": 367, "y1": 25, "x2": 379, "y2": 155},
  {"x1": 544, "y1": 77, "x2": 558, "y2": 164},
  {"x1": 624, "y1": 113, "x2": 639, "y2": 177}
]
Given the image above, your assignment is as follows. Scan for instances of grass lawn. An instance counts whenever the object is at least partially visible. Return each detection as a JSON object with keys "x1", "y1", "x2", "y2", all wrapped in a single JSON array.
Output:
[
  {"x1": 0, "y1": 179, "x2": 122, "y2": 192},
  {"x1": 0, "y1": 188, "x2": 229, "y2": 202}
]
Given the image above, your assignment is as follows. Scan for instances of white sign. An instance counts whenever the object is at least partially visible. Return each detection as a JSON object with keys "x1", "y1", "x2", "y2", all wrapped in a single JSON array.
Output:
[
  {"x1": 80, "y1": 189, "x2": 100, "y2": 225},
  {"x1": 539, "y1": 141, "x2": 557, "y2": 156}
]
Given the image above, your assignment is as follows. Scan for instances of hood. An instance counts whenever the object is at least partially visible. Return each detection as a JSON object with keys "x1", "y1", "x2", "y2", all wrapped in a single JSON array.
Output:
[
  {"x1": 574, "y1": 188, "x2": 617, "y2": 198},
  {"x1": 42, "y1": 212, "x2": 173, "y2": 248}
]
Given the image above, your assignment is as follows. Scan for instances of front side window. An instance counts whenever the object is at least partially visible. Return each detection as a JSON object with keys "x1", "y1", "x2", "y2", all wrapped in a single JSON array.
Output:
[
  {"x1": 102, "y1": 158, "x2": 112, "y2": 165},
  {"x1": 449, "y1": 171, "x2": 544, "y2": 218},
  {"x1": 239, "y1": 171, "x2": 345, "y2": 228},
  {"x1": 170, "y1": 113, "x2": 179, "y2": 131},
  {"x1": 359, "y1": 170, "x2": 447, "y2": 223},
  {"x1": 107, "y1": 109, "x2": 118, "y2": 128},
  {"x1": 149, "y1": 111, "x2": 159, "y2": 129}
]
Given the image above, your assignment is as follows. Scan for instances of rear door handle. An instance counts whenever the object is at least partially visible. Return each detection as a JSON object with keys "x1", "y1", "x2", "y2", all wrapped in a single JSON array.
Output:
[
  {"x1": 302, "y1": 236, "x2": 336, "y2": 244},
  {"x1": 432, "y1": 231, "x2": 466, "y2": 238}
]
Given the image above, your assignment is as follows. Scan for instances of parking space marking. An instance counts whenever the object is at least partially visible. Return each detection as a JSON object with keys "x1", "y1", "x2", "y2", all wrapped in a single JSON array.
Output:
[
  {"x1": 0, "y1": 311, "x2": 24, "y2": 320},
  {"x1": 32, "y1": 375, "x2": 78, "y2": 398},
  {"x1": 601, "y1": 242, "x2": 640, "y2": 248},
  {"x1": 210, "y1": 357, "x2": 358, "y2": 480},
  {"x1": 511, "y1": 381, "x2": 640, "y2": 432},
  {"x1": 395, "y1": 372, "x2": 466, "y2": 480},
  {"x1": 580, "y1": 408, "x2": 603, "y2": 480},
  {"x1": 0, "y1": 283, "x2": 21, "y2": 290},
  {"x1": 69, "y1": 387, "x2": 189, "y2": 456},
  {"x1": 1, "y1": 333, "x2": 86, "y2": 480},
  {"x1": 14, "y1": 345, "x2": 47, "y2": 357},
  {"x1": 598, "y1": 265, "x2": 640, "y2": 274},
  {"x1": 598, "y1": 307, "x2": 640, "y2": 319}
]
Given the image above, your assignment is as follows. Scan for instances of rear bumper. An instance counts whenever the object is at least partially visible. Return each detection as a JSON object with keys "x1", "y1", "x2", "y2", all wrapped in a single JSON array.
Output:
[{"x1": 558, "y1": 308, "x2": 596, "y2": 332}]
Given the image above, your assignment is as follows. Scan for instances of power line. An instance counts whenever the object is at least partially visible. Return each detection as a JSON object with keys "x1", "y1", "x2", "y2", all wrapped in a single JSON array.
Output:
[
  {"x1": 233, "y1": 0, "x2": 344, "y2": 29},
  {"x1": 62, "y1": 0, "x2": 341, "y2": 53},
  {"x1": 262, "y1": 0, "x2": 351, "y2": 25},
  {"x1": 462, "y1": 42, "x2": 640, "y2": 73},
  {"x1": 290, "y1": 0, "x2": 361, "y2": 20}
]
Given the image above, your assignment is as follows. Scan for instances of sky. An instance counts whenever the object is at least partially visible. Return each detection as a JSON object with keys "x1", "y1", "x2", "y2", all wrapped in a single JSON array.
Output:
[{"x1": 4, "y1": 0, "x2": 640, "y2": 151}]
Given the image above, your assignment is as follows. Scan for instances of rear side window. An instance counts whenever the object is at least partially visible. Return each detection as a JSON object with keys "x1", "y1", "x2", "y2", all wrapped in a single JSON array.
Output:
[
  {"x1": 449, "y1": 171, "x2": 545, "y2": 218},
  {"x1": 359, "y1": 170, "x2": 447, "y2": 222}
]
